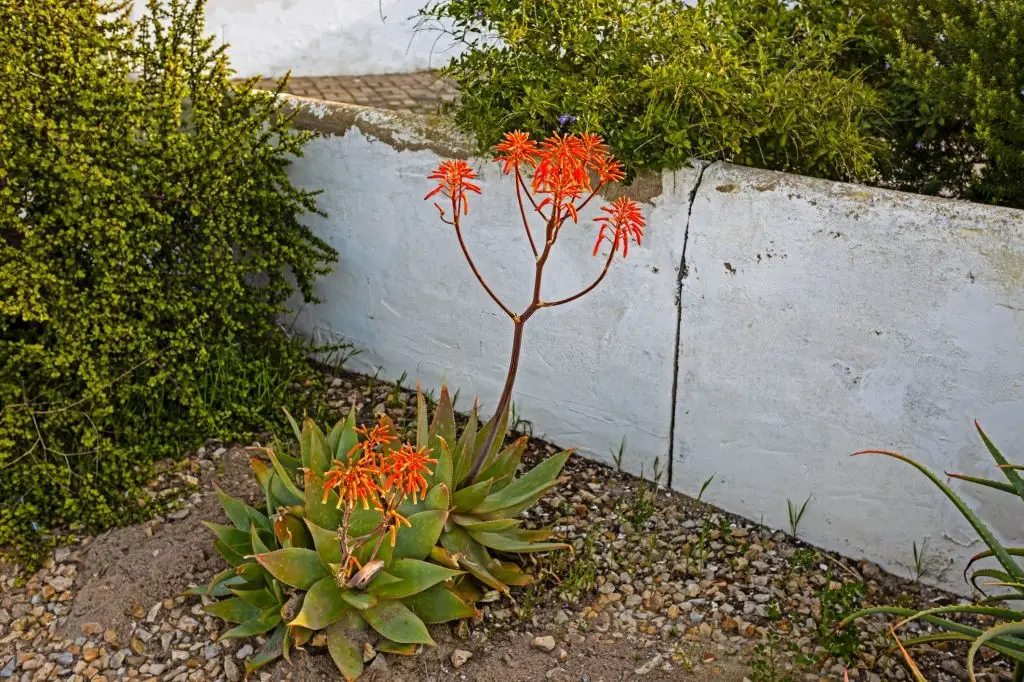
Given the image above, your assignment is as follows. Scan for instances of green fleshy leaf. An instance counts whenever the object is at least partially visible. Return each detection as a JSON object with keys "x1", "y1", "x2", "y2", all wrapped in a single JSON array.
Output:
[
  {"x1": 475, "y1": 451, "x2": 570, "y2": 514},
  {"x1": 452, "y1": 478, "x2": 494, "y2": 512},
  {"x1": 216, "y1": 488, "x2": 271, "y2": 534},
  {"x1": 404, "y1": 584, "x2": 479, "y2": 623},
  {"x1": 229, "y1": 587, "x2": 279, "y2": 609},
  {"x1": 326, "y1": 624, "x2": 364, "y2": 682},
  {"x1": 425, "y1": 483, "x2": 450, "y2": 511},
  {"x1": 469, "y1": 529, "x2": 568, "y2": 554},
  {"x1": 477, "y1": 437, "x2": 528, "y2": 491},
  {"x1": 427, "y1": 435, "x2": 454, "y2": 491},
  {"x1": 304, "y1": 469, "x2": 344, "y2": 529},
  {"x1": 452, "y1": 405, "x2": 478, "y2": 487},
  {"x1": 266, "y1": 447, "x2": 305, "y2": 503},
  {"x1": 249, "y1": 522, "x2": 272, "y2": 555},
  {"x1": 471, "y1": 400, "x2": 511, "y2": 473},
  {"x1": 204, "y1": 522, "x2": 251, "y2": 555},
  {"x1": 214, "y1": 539, "x2": 248, "y2": 567},
  {"x1": 283, "y1": 408, "x2": 302, "y2": 443},
  {"x1": 304, "y1": 418, "x2": 332, "y2": 476},
  {"x1": 377, "y1": 641, "x2": 418, "y2": 655},
  {"x1": 365, "y1": 570, "x2": 404, "y2": 592},
  {"x1": 244, "y1": 625, "x2": 286, "y2": 675},
  {"x1": 337, "y1": 407, "x2": 359, "y2": 462},
  {"x1": 428, "y1": 385, "x2": 457, "y2": 447},
  {"x1": 480, "y1": 479, "x2": 564, "y2": 519},
  {"x1": 269, "y1": 472, "x2": 304, "y2": 508},
  {"x1": 370, "y1": 558, "x2": 463, "y2": 599},
  {"x1": 326, "y1": 415, "x2": 346, "y2": 458},
  {"x1": 255, "y1": 548, "x2": 329, "y2": 589},
  {"x1": 203, "y1": 596, "x2": 260, "y2": 624},
  {"x1": 250, "y1": 456, "x2": 274, "y2": 491},
  {"x1": 393, "y1": 510, "x2": 447, "y2": 561},
  {"x1": 488, "y1": 557, "x2": 534, "y2": 586},
  {"x1": 451, "y1": 516, "x2": 520, "y2": 532},
  {"x1": 304, "y1": 517, "x2": 343, "y2": 566},
  {"x1": 290, "y1": 577, "x2": 349, "y2": 630},
  {"x1": 975, "y1": 422, "x2": 1024, "y2": 501},
  {"x1": 441, "y1": 527, "x2": 508, "y2": 593},
  {"x1": 362, "y1": 600, "x2": 434, "y2": 644},
  {"x1": 416, "y1": 386, "x2": 429, "y2": 449},
  {"x1": 221, "y1": 608, "x2": 281, "y2": 638}
]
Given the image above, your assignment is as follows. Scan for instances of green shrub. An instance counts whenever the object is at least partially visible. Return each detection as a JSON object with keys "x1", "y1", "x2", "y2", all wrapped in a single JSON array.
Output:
[
  {"x1": 419, "y1": 0, "x2": 885, "y2": 181},
  {"x1": 0, "y1": 0, "x2": 336, "y2": 565}
]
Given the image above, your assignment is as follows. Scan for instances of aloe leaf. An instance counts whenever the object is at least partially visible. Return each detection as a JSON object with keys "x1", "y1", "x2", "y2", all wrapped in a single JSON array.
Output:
[
  {"x1": 417, "y1": 386, "x2": 429, "y2": 449},
  {"x1": 452, "y1": 478, "x2": 494, "y2": 512},
  {"x1": 203, "y1": 596, "x2": 259, "y2": 624},
  {"x1": 304, "y1": 419, "x2": 332, "y2": 476},
  {"x1": 249, "y1": 522, "x2": 271, "y2": 555},
  {"x1": 303, "y1": 469, "x2": 344, "y2": 530},
  {"x1": 895, "y1": 604, "x2": 1024, "y2": 628},
  {"x1": 290, "y1": 577, "x2": 349, "y2": 630},
  {"x1": 370, "y1": 558, "x2": 463, "y2": 599},
  {"x1": 221, "y1": 607, "x2": 281, "y2": 638},
  {"x1": 428, "y1": 385, "x2": 457, "y2": 448},
  {"x1": 265, "y1": 448, "x2": 304, "y2": 503},
  {"x1": 204, "y1": 522, "x2": 251, "y2": 555},
  {"x1": 469, "y1": 529, "x2": 569, "y2": 553},
  {"x1": 441, "y1": 527, "x2": 509, "y2": 593},
  {"x1": 452, "y1": 516, "x2": 521, "y2": 532},
  {"x1": 425, "y1": 483, "x2": 451, "y2": 511},
  {"x1": 282, "y1": 408, "x2": 302, "y2": 442},
  {"x1": 854, "y1": 450, "x2": 1024, "y2": 581},
  {"x1": 393, "y1": 510, "x2": 448, "y2": 561},
  {"x1": 969, "y1": 621, "x2": 1024, "y2": 679},
  {"x1": 487, "y1": 558, "x2": 534, "y2": 586},
  {"x1": 840, "y1": 606, "x2": 1024, "y2": 651},
  {"x1": 304, "y1": 518, "x2": 343, "y2": 565},
  {"x1": 327, "y1": 415, "x2": 346, "y2": 458},
  {"x1": 340, "y1": 590, "x2": 378, "y2": 611},
  {"x1": 214, "y1": 539, "x2": 248, "y2": 567},
  {"x1": 256, "y1": 548, "x2": 329, "y2": 589},
  {"x1": 472, "y1": 400, "x2": 511, "y2": 473},
  {"x1": 229, "y1": 587, "x2": 278, "y2": 609},
  {"x1": 377, "y1": 641, "x2": 418, "y2": 655},
  {"x1": 426, "y1": 436, "x2": 454, "y2": 491},
  {"x1": 337, "y1": 406, "x2": 359, "y2": 462},
  {"x1": 362, "y1": 600, "x2": 434, "y2": 644},
  {"x1": 971, "y1": 568, "x2": 1016, "y2": 594},
  {"x1": 965, "y1": 547, "x2": 1024, "y2": 584},
  {"x1": 404, "y1": 584, "x2": 479, "y2": 623},
  {"x1": 326, "y1": 624, "x2": 364, "y2": 682},
  {"x1": 244, "y1": 624, "x2": 286, "y2": 675},
  {"x1": 975, "y1": 422, "x2": 1024, "y2": 501},
  {"x1": 475, "y1": 451, "x2": 570, "y2": 514},
  {"x1": 216, "y1": 488, "x2": 271, "y2": 534},
  {"x1": 250, "y1": 456, "x2": 273, "y2": 490},
  {"x1": 948, "y1": 473, "x2": 1016, "y2": 495},
  {"x1": 477, "y1": 437, "x2": 528, "y2": 491},
  {"x1": 452, "y1": 404, "x2": 478, "y2": 487}
]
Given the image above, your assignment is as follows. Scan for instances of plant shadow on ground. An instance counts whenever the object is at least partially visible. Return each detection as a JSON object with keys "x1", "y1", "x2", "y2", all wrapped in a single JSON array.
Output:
[{"x1": 0, "y1": 368, "x2": 1012, "y2": 681}]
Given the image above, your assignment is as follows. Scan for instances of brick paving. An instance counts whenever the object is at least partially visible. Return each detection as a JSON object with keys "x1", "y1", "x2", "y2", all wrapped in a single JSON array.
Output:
[{"x1": 254, "y1": 71, "x2": 457, "y2": 115}]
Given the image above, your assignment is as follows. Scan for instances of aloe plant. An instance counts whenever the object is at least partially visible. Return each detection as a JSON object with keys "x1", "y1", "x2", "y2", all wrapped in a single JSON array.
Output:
[
  {"x1": 842, "y1": 421, "x2": 1024, "y2": 682},
  {"x1": 402, "y1": 384, "x2": 571, "y2": 595},
  {"x1": 193, "y1": 411, "x2": 479, "y2": 680}
]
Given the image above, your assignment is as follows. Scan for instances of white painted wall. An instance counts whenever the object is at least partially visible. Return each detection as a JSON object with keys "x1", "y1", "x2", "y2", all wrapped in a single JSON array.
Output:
[
  {"x1": 283, "y1": 99, "x2": 1024, "y2": 593},
  {"x1": 135, "y1": 0, "x2": 451, "y2": 77}
]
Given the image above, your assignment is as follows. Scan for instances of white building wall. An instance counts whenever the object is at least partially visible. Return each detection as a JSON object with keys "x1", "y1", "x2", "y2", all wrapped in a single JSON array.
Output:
[{"x1": 283, "y1": 98, "x2": 1024, "y2": 593}]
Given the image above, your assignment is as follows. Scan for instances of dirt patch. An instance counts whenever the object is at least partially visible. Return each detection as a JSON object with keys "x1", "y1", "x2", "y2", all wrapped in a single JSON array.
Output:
[{"x1": 58, "y1": 446, "x2": 260, "y2": 642}]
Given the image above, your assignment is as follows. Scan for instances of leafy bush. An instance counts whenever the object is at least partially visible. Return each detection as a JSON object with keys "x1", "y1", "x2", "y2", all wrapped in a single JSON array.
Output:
[
  {"x1": 0, "y1": 0, "x2": 335, "y2": 565},
  {"x1": 419, "y1": 0, "x2": 885, "y2": 181},
  {"x1": 843, "y1": 422, "x2": 1024, "y2": 679}
]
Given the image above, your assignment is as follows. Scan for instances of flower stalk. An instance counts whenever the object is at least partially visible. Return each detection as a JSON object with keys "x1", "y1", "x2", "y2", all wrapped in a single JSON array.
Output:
[{"x1": 425, "y1": 132, "x2": 646, "y2": 482}]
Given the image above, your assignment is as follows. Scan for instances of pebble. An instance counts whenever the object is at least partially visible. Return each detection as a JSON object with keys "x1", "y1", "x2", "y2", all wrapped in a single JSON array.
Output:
[
  {"x1": 531, "y1": 636, "x2": 557, "y2": 652},
  {"x1": 450, "y1": 649, "x2": 472, "y2": 668}
]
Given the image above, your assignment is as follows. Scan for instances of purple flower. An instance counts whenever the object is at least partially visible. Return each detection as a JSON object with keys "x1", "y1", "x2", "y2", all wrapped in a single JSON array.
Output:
[
  {"x1": 558, "y1": 114, "x2": 577, "y2": 128},
  {"x1": 475, "y1": 9, "x2": 484, "y2": 19},
  {"x1": 884, "y1": 61, "x2": 891, "y2": 70},
  {"x1": 915, "y1": 140, "x2": 925, "y2": 150}
]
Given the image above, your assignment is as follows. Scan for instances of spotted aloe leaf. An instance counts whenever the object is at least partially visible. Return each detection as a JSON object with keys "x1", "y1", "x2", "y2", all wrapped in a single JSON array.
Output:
[
  {"x1": 326, "y1": 623, "x2": 364, "y2": 682},
  {"x1": 304, "y1": 518, "x2": 343, "y2": 566},
  {"x1": 468, "y1": 529, "x2": 569, "y2": 553},
  {"x1": 340, "y1": 589, "x2": 378, "y2": 611},
  {"x1": 244, "y1": 624, "x2": 286, "y2": 675},
  {"x1": 476, "y1": 436, "x2": 528, "y2": 492},
  {"x1": 216, "y1": 488, "x2": 272, "y2": 534},
  {"x1": 377, "y1": 641, "x2": 419, "y2": 655},
  {"x1": 451, "y1": 478, "x2": 493, "y2": 512},
  {"x1": 304, "y1": 469, "x2": 343, "y2": 530},
  {"x1": 203, "y1": 522, "x2": 251, "y2": 557},
  {"x1": 289, "y1": 577, "x2": 349, "y2": 630},
  {"x1": 362, "y1": 600, "x2": 434, "y2": 645},
  {"x1": 300, "y1": 417, "x2": 332, "y2": 477},
  {"x1": 255, "y1": 548, "x2": 329, "y2": 590}
]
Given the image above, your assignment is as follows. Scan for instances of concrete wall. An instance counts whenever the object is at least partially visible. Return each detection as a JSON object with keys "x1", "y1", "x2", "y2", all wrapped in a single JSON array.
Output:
[
  {"x1": 283, "y1": 97, "x2": 1024, "y2": 593},
  {"x1": 135, "y1": 0, "x2": 447, "y2": 77}
]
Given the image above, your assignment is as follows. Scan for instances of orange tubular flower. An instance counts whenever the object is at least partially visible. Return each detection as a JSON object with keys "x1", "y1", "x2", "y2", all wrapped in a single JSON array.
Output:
[
  {"x1": 425, "y1": 159, "x2": 482, "y2": 216},
  {"x1": 593, "y1": 197, "x2": 646, "y2": 257},
  {"x1": 347, "y1": 421, "x2": 397, "y2": 466},
  {"x1": 494, "y1": 130, "x2": 540, "y2": 174},
  {"x1": 322, "y1": 461, "x2": 383, "y2": 511},
  {"x1": 386, "y1": 509, "x2": 412, "y2": 547},
  {"x1": 381, "y1": 443, "x2": 438, "y2": 504}
]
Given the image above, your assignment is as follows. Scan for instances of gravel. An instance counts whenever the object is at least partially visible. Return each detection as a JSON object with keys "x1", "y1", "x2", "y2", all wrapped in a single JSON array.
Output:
[{"x1": 0, "y1": 369, "x2": 1014, "y2": 681}]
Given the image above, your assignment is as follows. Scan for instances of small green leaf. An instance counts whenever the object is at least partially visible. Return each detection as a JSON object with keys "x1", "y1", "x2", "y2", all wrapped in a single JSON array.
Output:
[
  {"x1": 304, "y1": 418, "x2": 332, "y2": 476},
  {"x1": 255, "y1": 548, "x2": 329, "y2": 589},
  {"x1": 425, "y1": 483, "x2": 450, "y2": 511},
  {"x1": 326, "y1": 624, "x2": 364, "y2": 682},
  {"x1": 290, "y1": 577, "x2": 349, "y2": 630},
  {"x1": 216, "y1": 488, "x2": 270, "y2": 533},
  {"x1": 214, "y1": 539, "x2": 248, "y2": 567},
  {"x1": 469, "y1": 529, "x2": 569, "y2": 553},
  {"x1": 229, "y1": 587, "x2": 279, "y2": 609},
  {"x1": 337, "y1": 407, "x2": 359, "y2": 461},
  {"x1": 266, "y1": 447, "x2": 304, "y2": 503},
  {"x1": 452, "y1": 516, "x2": 520, "y2": 532},
  {"x1": 244, "y1": 625, "x2": 286, "y2": 675},
  {"x1": 416, "y1": 386, "x2": 429, "y2": 449},
  {"x1": 204, "y1": 522, "x2": 251, "y2": 555},
  {"x1": 362, "y1": 600, "x2": 434, "y2": 644},
  {"x1": 377, "y1": 641, "x2": 419, "y2": 655},
  {"x1": 283, "y1": 408, "x2": 302, "y2": 442},
  {"x1": 340, "y1": 589, "x2": 378, "y2": 611},
  {"x1": 204, "y1": 597, "x2": 259, "y2": 624},
  {"x1": 304, "y1": 469, "x2": 344, "y2": 529}
]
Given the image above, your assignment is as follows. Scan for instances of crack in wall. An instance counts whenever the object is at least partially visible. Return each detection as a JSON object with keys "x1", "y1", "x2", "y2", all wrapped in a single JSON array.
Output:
[{"x1": 666, "y1": 160, "x2": 711, "y2": 490}]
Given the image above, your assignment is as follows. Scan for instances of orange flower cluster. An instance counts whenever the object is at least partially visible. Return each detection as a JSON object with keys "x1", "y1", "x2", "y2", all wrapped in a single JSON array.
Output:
[
  {"x1": 322, "y1": 417, "x2": 437, "y2": 513},
  {"x1": 426, "y1": 130, "x2": 643, "y2": 258}
]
